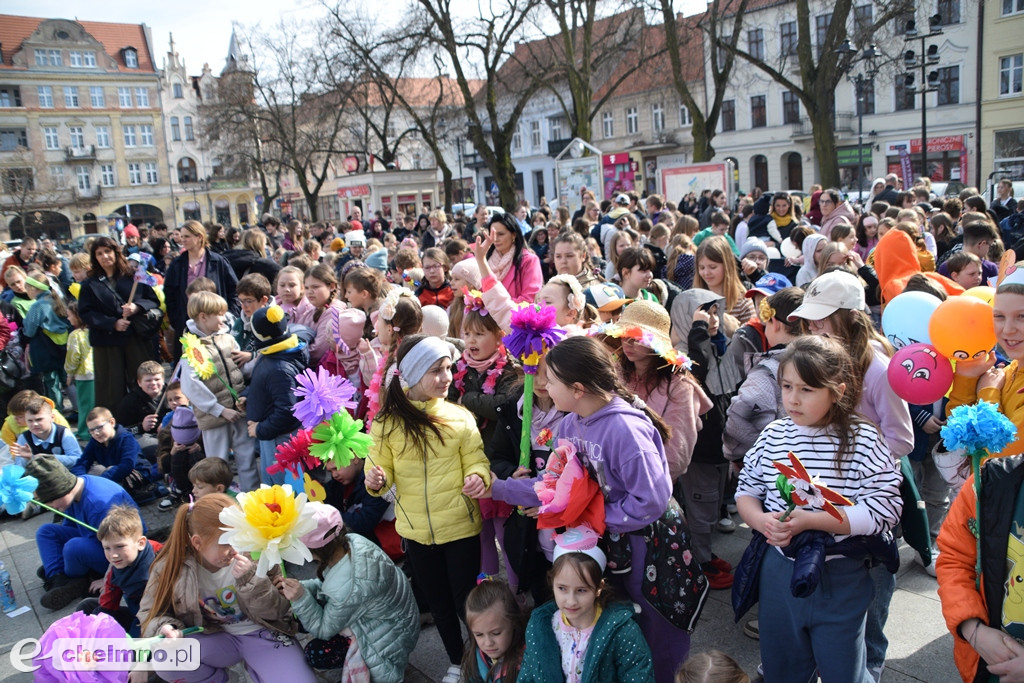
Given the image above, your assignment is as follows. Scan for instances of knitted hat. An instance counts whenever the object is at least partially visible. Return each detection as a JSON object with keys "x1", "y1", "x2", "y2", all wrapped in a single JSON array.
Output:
[
  {"x1": 24, "y1": 455, "x2": 77, "y2": 503},
  {"x1": 740, "y1": 237, "x2": 770, "y2": 260},
  {"x1": 344, "y1": 231, "x2": 366, "y2": 247},
  {"x1": 300, "y1": 503, "x2": 344, "y2": 549},
  {"x1": 335, "y1": 308, "x2": 366, "y2": 351},
  {"x1": 252, "y1": 304, "x2": 290, "y2": 344},
  {"x1": 170, "y1": 406, "x2": 201, "y2": 446},
  {"x1": 330, "y1": 237, "x2": 345, "y2": 253},
  {"x1": 552, "y1": 526, "x2": 606, "y2": 572},
  {"x1": 123, "y1": 224, "x2": 139, "y2": 238},
  {"x1": 364, "y1": 249, "x2": 388, "y2": 273},
  {"x1": 450, "y1": 258, "x2": 482, "y2": 290},
  {"x1": 421, "y1": 305, "x2": 450, "y2": 338}
]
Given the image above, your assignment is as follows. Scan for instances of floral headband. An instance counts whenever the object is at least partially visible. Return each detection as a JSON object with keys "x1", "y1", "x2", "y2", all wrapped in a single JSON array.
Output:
[
  {"x1": 590, "y1": 323, "x2": 693, "y2": 372},
  {"x1": 379, "y1": 287, "x2": 414, "y2": 322},
  {"x1": 462, "y1": 287, "x2": 489, "y2": 316},
  {"x1": 547, "y1": 274, "x2": 586, "y2": 315}
]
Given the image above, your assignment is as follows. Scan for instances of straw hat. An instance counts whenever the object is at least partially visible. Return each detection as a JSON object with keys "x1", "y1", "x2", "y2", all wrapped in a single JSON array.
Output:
[{"x1": 592, "y1": 299, "x2": 691, "y2": 370}]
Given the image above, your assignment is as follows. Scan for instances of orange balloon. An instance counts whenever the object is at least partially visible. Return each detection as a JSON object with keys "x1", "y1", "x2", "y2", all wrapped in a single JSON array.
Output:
[{"x1": 929, "y1": 295, "x2": 996, "y2": 361}]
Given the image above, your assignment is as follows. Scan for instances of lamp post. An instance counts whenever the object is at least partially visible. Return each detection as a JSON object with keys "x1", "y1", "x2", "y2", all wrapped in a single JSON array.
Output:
[
  {"x1": 904, "y1": 15, "x2": 943, "y2": 183},
  {"x1": 837, "y1": 40, "x2": 879, "y2": 202},
  {"x1": 455, "y1": 135, "x2": 464, "y2": 205}
]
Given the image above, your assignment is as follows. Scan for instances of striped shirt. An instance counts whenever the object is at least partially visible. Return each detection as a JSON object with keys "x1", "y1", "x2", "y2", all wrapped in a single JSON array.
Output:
[{"x1": 736, "y1": 417, "x2": 903, "y2": 540}]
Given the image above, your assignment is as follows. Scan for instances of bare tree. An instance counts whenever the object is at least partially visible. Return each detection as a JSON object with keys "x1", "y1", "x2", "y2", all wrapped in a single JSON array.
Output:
[{"x1": 0, "y1": 147, "x2": 74, "y2": 238}]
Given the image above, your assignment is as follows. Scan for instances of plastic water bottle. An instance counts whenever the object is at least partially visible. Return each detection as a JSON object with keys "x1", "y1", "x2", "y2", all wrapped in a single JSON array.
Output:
[{"x1": 0, "y1": 560, "x2": 17, "y2": 613}]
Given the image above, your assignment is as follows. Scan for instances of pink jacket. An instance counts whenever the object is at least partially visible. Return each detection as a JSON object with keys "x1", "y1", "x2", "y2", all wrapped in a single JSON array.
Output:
[
  {"x1": 633, "y1": 373, "x2": 712, "y2": 479},
  {"x1": 308, "y1": 298, "x2": 347, "y2": 367},
  {"x1": 502, "y1": 250, "x2": 543, "y2": 304}
]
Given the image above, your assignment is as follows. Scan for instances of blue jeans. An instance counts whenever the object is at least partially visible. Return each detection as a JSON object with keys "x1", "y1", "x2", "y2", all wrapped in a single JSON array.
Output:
[
  {"x1": 258, "y1": 433, "x2": 293, "y2": 486},
  {"x1": 865, "y1": 561, "x2": 896, "y2": 669},
  {"x1": 759, "y1": 549, "x2": 874, "y2": 683},
  {"x1": 37, "y1": 523, "x2": 108, "y2": 578}
]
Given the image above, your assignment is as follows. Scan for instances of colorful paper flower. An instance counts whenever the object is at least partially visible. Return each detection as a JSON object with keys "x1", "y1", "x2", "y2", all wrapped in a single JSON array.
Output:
[
  {"x1": 0, "y1": 464, "x2": 38, "y2": 515},
  {"x1": 590, "y1": 322, "x2": 693, "y2": 372},
  {"x1": 379, "y1": 287, "x2": 413, "y2": 322},
  {"x1": 536, "y1": 428, "x2": 554, "y2": 448},
  {"x1": 219, "y1": 484, "x2": 317, "y2": 577},
  {"x1": 773, "y1": 451, "x2": 853, "y2": 522},
  {"x1": 503, "y1": 304, "x2": 566, "y2": 372},
  {"x1": 35, "y1": 611, "x2": 128, "y2": 682},
  {"x1": 268, "y1": 429, "x2": 320, "y2": 477},
  {"x1": 463, "y1": 288, "x2": 489, "y2": 315},
  {"x1": 180, "y1": 332, "x2": 215, "y2": 380},
  {"x1": 303, "y1": 472, "x2": 327, "y2": 502},
  {"x1": 293, "y1": 367, "x2": 357, "y2": 430},
  {"x1": 310, "y1": 411, "x2": 374, "y2": 469},
  {"x1": 941, "y1": 401, "x2": 1017, "y2": 455}
]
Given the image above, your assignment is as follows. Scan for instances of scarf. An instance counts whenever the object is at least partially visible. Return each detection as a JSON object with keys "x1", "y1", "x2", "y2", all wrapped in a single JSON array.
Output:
[
  {"x1": 769, "y1": 210, "x2": 794, "y2": 226},
  {"x1": 112, "y1": 542, "x2": 157, "y2": 609},
  {"x1": 488, "y1": 247, "x2": 515, "y2": 282},
  {"x1": 453, "y1": 346, "x2": 507, "y2": 396}
]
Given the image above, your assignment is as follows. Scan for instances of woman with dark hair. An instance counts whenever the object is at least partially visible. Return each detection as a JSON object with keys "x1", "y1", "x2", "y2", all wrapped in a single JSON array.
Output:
[
  {"x1": 819, "y1": 189, "x2": 858, "y2": 239},
  {"x1": 225, "y1": 228, "x2": 282, "y2": 282},
  {"x1": 225, "y1": 226, "x2": 243, "y2": 250},
  {"x1": 205, "y1": 223, "x2": 229, "y2": 254},
  {"x1": 163, "y1": 220, "x2": 239, "y2": 351},
  {"x1": 77, "y1": 236, "x2": 162, "y2": 410},
  {"x1": 485, "y1": 213, "x2": 542, "y2": 303},
  {"x1": 147, "y1": 237, "x2": 171, "y2": 275}
]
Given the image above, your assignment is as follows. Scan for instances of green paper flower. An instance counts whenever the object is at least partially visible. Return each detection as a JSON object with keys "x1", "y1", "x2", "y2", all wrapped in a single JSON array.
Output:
[{"x1": 309, "y1": 411, "x2": 373, "y2": 469}]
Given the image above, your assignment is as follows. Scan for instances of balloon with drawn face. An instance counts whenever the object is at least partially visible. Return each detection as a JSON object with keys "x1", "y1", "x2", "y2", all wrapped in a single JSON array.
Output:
[
  {"x1": 881, "y1": 291, "x2": 941, "y2": 350},
  {"x1": 929, "y1": 295, "x2": 997, "y2": 361},
  {"x1": 887, "y1": 343, "x2": 954, "y2": 404}
]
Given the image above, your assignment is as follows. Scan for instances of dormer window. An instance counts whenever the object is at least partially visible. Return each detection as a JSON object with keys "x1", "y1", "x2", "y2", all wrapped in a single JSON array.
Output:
[{"x1": 123, "y1": 47, "x2": 138, "y2": 68}]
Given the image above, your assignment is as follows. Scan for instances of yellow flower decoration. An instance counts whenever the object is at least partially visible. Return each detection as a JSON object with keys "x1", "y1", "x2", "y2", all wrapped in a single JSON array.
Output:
[
  {"x1": 758, "y1": 297, "x2": 776, "y2": 324},
  {"x1": 303, "y1": 472, "x2": 327, "y2": 503},
  {"x1": 180, "y1": 332, "x2": 215, "y2": 380},
  {"x1": 218, "y1": 484, "x2": 318, "y2": 576}
]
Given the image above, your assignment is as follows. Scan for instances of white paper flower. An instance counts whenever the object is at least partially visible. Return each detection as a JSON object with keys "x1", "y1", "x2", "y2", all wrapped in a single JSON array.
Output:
[{"x1": 218, "y1": 484, "x2": 318, "y2": 576}]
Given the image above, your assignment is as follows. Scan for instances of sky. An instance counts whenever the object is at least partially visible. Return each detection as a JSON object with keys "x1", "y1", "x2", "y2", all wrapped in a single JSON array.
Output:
[{"x1": 4, "y1": 0, "x2": 708, "y2": 78}]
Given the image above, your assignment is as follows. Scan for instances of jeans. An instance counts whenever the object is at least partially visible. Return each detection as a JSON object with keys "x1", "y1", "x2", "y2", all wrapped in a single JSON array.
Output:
[{"x1": 865, "y1": 562, "x2": 896, "y2": 670}]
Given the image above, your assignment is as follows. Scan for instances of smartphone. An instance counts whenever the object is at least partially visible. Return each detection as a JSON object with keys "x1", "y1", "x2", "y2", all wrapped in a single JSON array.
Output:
[{"x1": 699, "y1": 301, "x2": 716, "y2": 313}]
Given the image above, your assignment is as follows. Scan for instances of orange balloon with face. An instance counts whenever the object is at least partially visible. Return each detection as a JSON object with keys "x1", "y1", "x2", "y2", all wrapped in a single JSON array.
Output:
[{"x1": 929, "y1": 295, "x2": 996, "y2": 361}]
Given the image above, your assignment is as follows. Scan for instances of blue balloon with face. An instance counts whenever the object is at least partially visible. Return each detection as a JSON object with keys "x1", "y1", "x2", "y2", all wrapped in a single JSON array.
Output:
[{"x1": 881, "y1": 291, "x2": 942, "y2": 350}]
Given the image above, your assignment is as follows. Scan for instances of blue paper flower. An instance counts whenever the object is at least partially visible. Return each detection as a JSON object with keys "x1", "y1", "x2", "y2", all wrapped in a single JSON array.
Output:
[
  {"x1": 293, "y1": 367, "x2": 358, "y2": 430},
  {"x1": 0, "y1": 464, "x2": 38, "y2": 515},
  {"x1": 941, "y1": 401, "x2": 1017, "y2": 455}
]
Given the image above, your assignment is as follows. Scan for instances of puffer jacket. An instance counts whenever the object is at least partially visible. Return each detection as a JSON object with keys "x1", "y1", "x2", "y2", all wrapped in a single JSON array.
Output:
[
  {"x1": 367, "y1": 397, "x2": 490, "y2": 545},
  {"x1": 181, "y1": 319, "x2": 244, "y2": 430},
  {"x1": 245, "y1": 326, "x2": 311, "y2": 440},
  {"x1": 290, "y1": 534, "x2": 419, "y2": 683},
  {"x1": 723, "y1": 349, "x2": 784, "y2": 462},
  {"x1": 137, "y1": 554, "x2": 297, "y2": 638}
]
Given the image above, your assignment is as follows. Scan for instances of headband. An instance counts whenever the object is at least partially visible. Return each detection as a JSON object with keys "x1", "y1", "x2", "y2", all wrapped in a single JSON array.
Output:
[
  {"x1": 398, "y1": 337, "x2": 456, "y2": 388},
  {"x1": 25, "y1": 276, "x2": 49, "y2": 291}
]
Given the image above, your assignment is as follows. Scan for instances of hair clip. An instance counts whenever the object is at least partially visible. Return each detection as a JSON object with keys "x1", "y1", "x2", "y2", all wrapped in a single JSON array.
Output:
[
  {"x1": 462, "y1": 287, "x2": 488, "y2": 316},
  {"x1": 476, "y1": 573, "x2": 494, "y2": 585},
  {"x1": 188, "y1": 494, "x2": 195, "y2": 512},
  {"x1": 758, "y1": 297, "x2": 776, "y2": 323}
]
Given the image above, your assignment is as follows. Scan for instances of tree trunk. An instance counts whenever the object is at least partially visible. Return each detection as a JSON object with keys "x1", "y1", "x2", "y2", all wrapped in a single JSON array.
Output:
[
  {"x1": 303, "y1": 191, "x2": 320, "y2": 221},
  {"x1": 493, "y1": 140, "x2": 518, "y2": 210},
  {"x1": 690, "y1": 117, "x2": 713, "y2": 163},
  {"x1": 808, "y1": 105, "x2": 840, "y2": 188},
  {"x1": 441, "y1": 165, "x2": 454, "y2": 211}
]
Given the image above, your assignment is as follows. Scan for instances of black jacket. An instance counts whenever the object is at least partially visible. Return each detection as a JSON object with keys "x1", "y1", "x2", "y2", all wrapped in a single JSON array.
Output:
[
  {"x1": 225, "y1": 249, "x2": 282, "y2": 284},
  {"x1": 77, "y1": 274, "x2": 160, "y2": 347},
  {"x1": 875, "y1": 185, "x2": 901, "y2": 206},
  {"x1": 164, "y1": 249, "x2": 239, "y2": 335}
]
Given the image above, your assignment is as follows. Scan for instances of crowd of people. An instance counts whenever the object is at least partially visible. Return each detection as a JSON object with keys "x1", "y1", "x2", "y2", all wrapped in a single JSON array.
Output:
[{"x1": 4, "y1": 171, "x2": 1024, "y2": 683}]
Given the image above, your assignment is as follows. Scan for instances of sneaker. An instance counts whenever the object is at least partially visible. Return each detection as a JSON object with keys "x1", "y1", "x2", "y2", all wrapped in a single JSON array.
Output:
[
  {"x1": 700, "y1": 563, "x2": 734, "y2": 590},
  {"x1": 917, "y1": 547, "x2": 938, "y2": 578},
  {"x1": 868, "y1": 664, "x2": 884, "y2": 682},
  {"x1": 41, "y1": 575, "x2": 90, "y2": 610},
  {"x1": 710, "y1": 555, "x2": 733, "y2": 573},
  {"x1": 21, "y1": 502, "x2": 42, "y2": 520},
  {"x1": 744, "y1": 618, "x2": 760, "y2": 639},
  {"x1": 726, "y1": 501, "x2": 738, "y2": 514},
  {"x1": 37, "y1": 565, "x2": 46, "y2": 580},
  {"x1": 717, "y1": 517, "x2": 736, "y2": 533},
  {"x1": 441, "y1": 664, "x2": 462, "y2": 683},
  {"x1": 159, "y1": 493, "x2": 183, "y2": 511}
]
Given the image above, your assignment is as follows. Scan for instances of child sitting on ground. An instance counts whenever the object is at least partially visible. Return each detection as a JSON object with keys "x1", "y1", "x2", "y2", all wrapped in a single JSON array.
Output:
[
  {"x1": 158, "y1": 405, "x2": 207, "y2": 510},
  {"x1": 74, "y1": 407, "x2": 165, "y2": 505},
  {"x1": 1, "y1": 389, "x2": 72, "y2": 448},
  {"x1": 189, "y1": 456, "x2": 236, "y2": 498},
  {"x1": 115, "y1": 360, "x2": 166, "y2": 460},
  {"x1": 11, "y1": 395, "x2": 82, "y2": 468}
]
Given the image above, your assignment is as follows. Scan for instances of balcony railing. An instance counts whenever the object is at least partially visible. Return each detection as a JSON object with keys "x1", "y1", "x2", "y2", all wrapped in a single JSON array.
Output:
[
  {"x1": 791, "y1": 112, "x2": 855, "y2": 138},
  {"x1": 65, "y1": 145, "x2": 96, "y2": 161},
  {"x1": 74, "y1": 185, "x2": 101, "y2": 201}
]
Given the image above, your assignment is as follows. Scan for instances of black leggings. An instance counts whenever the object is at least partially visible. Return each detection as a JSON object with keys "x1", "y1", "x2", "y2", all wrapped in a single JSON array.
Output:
[{"x1": 404, "y1": 535, "x2": 481, "y2": 664}]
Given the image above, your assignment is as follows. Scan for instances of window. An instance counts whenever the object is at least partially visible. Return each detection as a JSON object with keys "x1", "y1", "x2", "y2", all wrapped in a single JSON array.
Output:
[
  {"x1": 782, "y1": 91, "x2": 800, "y2": 124},
  {"x1": 895, "y1": 79, "x2": 916, "y2": 110},
  {"x1": 134, "y1": 87, "x2": 149, "y2": 108},
  {"x1": 412, "y1": 153, "x2": 422, "y2": 169},
  {"x1": 83, "y1": 51, "x2": 96, "y2": 67},
  {"x1": 894, "y1": 8, "x2": 915, "y2": 34},
  {"x1": 76, "y1": 165, "x2": 91, "y2": 190},
  {"x1": 512, "y1": 125, "x2": 521, "y2": 151},
  {"x1": 89, "y1": 86, "x2": 104, "y2": 108},
  {"x1": 1001, "y1": 54, "x2": 1024, "y2": 96},
  {"x1": 43, "y1": 127, "x2": 59, "y2": 149},
  {"x1": 937, "y1": 65, "x2": 959, "y2": 105},
  {"x1": 49, "y1": 166, "x2": 66, "y2": 189},
  {"x1": 37, "y1": 86, "x2": 53, "y2": 108},
  {"x1": 68, "y1": 126, "x2": 84, "y2": 149},
  {"x1": 63, "y1": 86, "x2": 79, "y2": 108},
  {"x1": 748, "y1": 29, "x2": 764, "y2": 61},
  {"x1": 173, "y1": 83, "x2": 183, "y2": 99},
  {"x1": 2, "y1": 168, "x2": 34, "y2": 193},
  {"x1": 184, "y1": 117, "x2": 194, "y2": 141},
  {"x1": 781, "y1": 22, "x2": 798, "y2": 57},
  {"x1": 602, "y1": 111, "x2": 614, "y2": 138},
  {"x1": 0, "y1": 86, "x2": 22, "y2": 107},
  {"x1": 70, "y1": 51, "x2": 82, "y2": 67},
  {"x1": 679, "y1": 102, "x2": 691, "y2": 126},
  {"x1": 118, "y1": 87, "x2": 132, "y2": 108},
  {"x1": 530, "y1": 121, "x2": 541, "y2": 148},
  {"x1": 127, "y1": 162, "x2": 142, "y2": 185},
  {"x1": 549, "y1": 117, "x2": 563, "y2": 141},
  {"x1": 937, "y1": 0, "x2": 960, "y2": 24},
  {"x1": 124, "y1": 49, "x2": 138, "y2": 68},
  {"x1": 178, "y1": 157, "x2": 198, "y2": 183},
  {"x1": 1004, "y1": 0, "x2": 1024, "y2": 15},
  {"x1": 751, "y1": 95, "x2": 767, "y2": 128},
  {"x1": 100, "y1": 164, "x2": 115, "y2": 187},
  {"x1": 0, "y1": 129, "x2": 28, "y2": 151},
  {"x1": 123, "y1": 125, "x2": 137, "y2": 147},
  {"x1": 652, "y1": 103, "x2": 665, "y2": 132},
  {"x1": 722, "y1": 99, "x2": 736, "y2": 131},
  {"x1": 145, "y1": 162, "x2": 159, "y2": 184},
  {"x1": 815, "y1": 14, "x2": 832, "y2": 57},
  {"x1": 626, "y1": 107, "x2": 638, "y2": 134},
  {"x1": 95, "y1": 126, "x2": 110, "y2": 148},
  {"x1": 853, "y1": 5, "x2": 874, "y2": 41},
  {"x1": 35, "y1": 49, "x2": 61, "y2": 66},
  {"x1": 140, "y1": 124, "x2": 154, "y2": 146},
  {"x1": 171, "y1": 116, "x2": 181, "y2": 141},
  {"x1": 857, "y1": 79, "x2": 876, "y2": 115}
]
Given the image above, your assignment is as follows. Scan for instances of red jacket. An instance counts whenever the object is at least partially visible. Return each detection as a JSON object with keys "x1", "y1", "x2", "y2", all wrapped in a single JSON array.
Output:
[{"x1": 416, "y1": 282, "x2": 454, "y2": 309}]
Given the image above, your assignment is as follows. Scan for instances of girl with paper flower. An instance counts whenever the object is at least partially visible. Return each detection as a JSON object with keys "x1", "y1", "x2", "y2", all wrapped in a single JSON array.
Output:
[
  {"x1": 137, "y1": 493, "x2": 317, "y2": 683},
  {"x1": 362, "y1": 288, "x2": 422, "y2": 424},
  {"x1": 365, "y1": 334, "x2": 491, "y2": 683},
  {"x1": 735, "y1": 335, "x2": 903, "y2": 683}
]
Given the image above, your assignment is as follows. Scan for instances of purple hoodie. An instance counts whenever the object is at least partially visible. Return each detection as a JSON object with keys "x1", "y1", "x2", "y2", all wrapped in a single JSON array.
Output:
[{"x1": 491, "y1": 397, "x2": 671, "y2": 534}]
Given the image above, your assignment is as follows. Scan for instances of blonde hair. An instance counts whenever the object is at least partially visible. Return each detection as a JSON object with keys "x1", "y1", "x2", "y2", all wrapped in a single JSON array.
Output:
[
  {"x1": 675, "y1": 651, "x2": 750, "y2": 683},
  {"x1": 97, "y1": 505, "x2": 144, "y2": 541},
  {"x1": 70, "y1": 253, "x2": 91, "y2": 271},
  {"x1": 694, "y1": 236, "x2": 746, "y2": 311},
  {"x1": 275, "y1": 265, "x2": 305, "y2": 296},
  {"x1": 180, "y1": 220, "x2": 209, "y2": 250},
  {"x1": 187, "y1": 291, "x2": 228, "y2": 319}
]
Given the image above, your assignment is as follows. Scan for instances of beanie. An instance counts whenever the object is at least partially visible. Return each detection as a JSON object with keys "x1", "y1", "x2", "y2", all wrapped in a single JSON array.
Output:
[
  {"x1": 24, "y1": 455, "x2": 78, "y2": 504},
  {"x1": 740, "y1": 237, "x2": 770, "y2": 260},
  {"x1": 364, "y1": 249, "x2": 389, "y2": 273},
  {"x1": 252, "y1": 305, "x2": 290, "y2": 345},
  {"x1": 170, "y1": 406, "x2": 201, "y2": 446},
  {"x1": 420, "y1": 305, "x2": 450, "y2": 338}
]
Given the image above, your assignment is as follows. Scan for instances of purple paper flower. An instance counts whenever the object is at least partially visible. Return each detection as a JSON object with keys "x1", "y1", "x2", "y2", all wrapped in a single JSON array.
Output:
[
  {"x1": 503, "y1": 304, "x2": 566, "y2": 373},
  {"x1": 0, "y1": 464, "x2": 38, "y2": 515},
  {"x1": 35, "y1": 611, "x2": 128, "y2": 682},
  {"x1": 293, "y1": 367, "x2": 357, "y2": 430}
]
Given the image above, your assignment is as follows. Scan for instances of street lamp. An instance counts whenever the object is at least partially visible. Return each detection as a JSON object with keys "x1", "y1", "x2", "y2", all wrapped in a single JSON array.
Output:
[
  {"x1": 904, "y1": 14, "x2": 943, "y2": 183},
  {"x1": 837, "y1": 40, "x2": 879, "y2": 202},
  {"x1": 455, "y1": 135, "x2": 464, "y2": 205}
]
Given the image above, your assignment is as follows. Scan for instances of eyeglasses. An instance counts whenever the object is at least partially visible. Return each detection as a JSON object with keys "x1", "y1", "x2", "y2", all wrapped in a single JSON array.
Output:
[
  {"x1": 239, "y1": 298, "x2": 260, "y2": 306},
  {"x1": 423, "y1": 264, "x2": 443, "y2": 271},
  {"x1": 88, "y1": 424, "x2": 109, "y2": 433}
]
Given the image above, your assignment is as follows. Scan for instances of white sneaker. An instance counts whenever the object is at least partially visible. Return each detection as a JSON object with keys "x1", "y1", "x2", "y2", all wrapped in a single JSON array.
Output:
[
  {"x1": 441, "y1": 664, "x2": 462, "y2": 683},
  {"x1": 717, "y1": 517, "x2": 736, "y2": 533},
  {"x1": 917, "y1": 547, "x2": 938, "y2": 578}
]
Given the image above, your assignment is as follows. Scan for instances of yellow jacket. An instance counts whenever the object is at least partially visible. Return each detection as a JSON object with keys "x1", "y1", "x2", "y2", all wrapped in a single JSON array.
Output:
[
  {"x1": 1, "y1": 399, "x2": 72, "y2": 447},
  {"x1": 367, "y1": 397, "x2": 490, "y2": 545},
  {"x1": 947, "y1": 360, "x2": 1024, "y2": 458}
]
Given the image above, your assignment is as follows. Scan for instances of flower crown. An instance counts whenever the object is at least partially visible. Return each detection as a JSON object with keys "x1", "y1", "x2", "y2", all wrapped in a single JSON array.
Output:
[
  {"x1": 547, "y1": 274, "x2": 586, "y2": 315},
  {"x1": 462, "y1": 287, "x2": 489, "y2": 316},
  {"x1": 591, "y1": 323, "x2": 693, "y2": 372},
  {"x1": 379, "y1": 288, "x2": 414, "y2": 322}
]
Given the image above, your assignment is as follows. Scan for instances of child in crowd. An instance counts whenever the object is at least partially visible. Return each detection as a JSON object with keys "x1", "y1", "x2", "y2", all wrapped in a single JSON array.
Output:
[
  {"x1": 937, "y1": 220, "x2": 1000, "y2": 283},
  {"x1": 1, "y1": 390, "x2": 71, "y2": 448},
  {"x1": 11, "y1": 395, "x2": 82, "y2": 468},
  {"x1": 694, "y1": 236, "x2": 756, "y2": 323},
  {"x1": 231, "y1": 273, "x2": 272, "y2": 372},
  {"x1": 303, "y1": 263, "x2": 347, "y2": 368},
  {"x1": 736, "y1": 335, "x2": 903, "y2": 683},
  {"x1": 517, "y1": 539, "x2": 654, "y2": 682},
  {"x1": 64, "y1": 301, "x2": 94, "y2": 440},
  {"x1": 448, "y1": 257, "x2": 482, "y2": 338},
  {"x1": 26, "y1": 455, "x2": 142, "y2": 610},
  {"x1": 694, "y1": 211, "x2": 740, "y2": 256},
  {"x1": 460, "y1": 580, "x2": 526, "y2": 683},
  {"x1": 585, "y1": 283, "x2": 631, "y2": 323},
  {"x1": 363, "y1": 288, "x2": 422, "y2": 423},
  {"x1": 116, "y1": 360, "x2": 165, "y2": 459},
  {"x1": 944, "y1": 251, "x2": 984, "y2": 290},
  {"x1": 22, "y1": 270, "x2": 70, "y2": 406},
  {"x1": 136, "y1": 494, "x2": 317, "y2": 683},
  {"x1": 76, "y1": 505, "x2": 162, "y2": 636},
  {"x1": 275, "y1": 265, "x2": 315, "y2": 327},
  {"x1": 855, "y1": 214, "x2": 880, "y2": 262},
  {"x1": 190, "y1": 456, "x2": 235, "y2": 498},
  {"x1": 616, "y1": 247, "x2": 659, "y2": 302},
  {"x1": 668, "y1": 233, "x2": 698, "y2": 291},
  {"x1": 365, "y1": 334, "x2": 490, "y2": 683},
  {"x1": 675, "y1": 651, "x2": 750, "y2": 683},
  {"x1": 323, "y1": 456, "x2": 401, "y2": 560},
  {"x1": 245, "y1": 305, "x2": 308, "y2": 486},
  {"x1": 157, "y1": 405, "x2": 206, "y2": 510},
  {"x1": 180, "y1": 291, "x2": 257, "y2": 491},
  {"x1": 272, "y1": 503, "x2": 419, "y2": 681},
  {"x1": 551, "y1": 231, "x2": 600, "y2": 290},
  {"x1": 417, "y1": 247, "x2": 455, "y2": 309},
  {"x1": 75, "y1": 406, "x2": 164, "y2": 504}
]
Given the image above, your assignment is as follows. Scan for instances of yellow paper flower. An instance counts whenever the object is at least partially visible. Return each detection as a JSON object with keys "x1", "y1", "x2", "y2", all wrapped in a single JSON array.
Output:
[
  {"x1": 180, "y1": 332, "x2": 215, "y2": 380},
  {"x1": 218, "y1": 484, "x2": 318, "y2": 576},
  {"x1": 303, "y1": 472, "x2": 327, "y2": 503}
]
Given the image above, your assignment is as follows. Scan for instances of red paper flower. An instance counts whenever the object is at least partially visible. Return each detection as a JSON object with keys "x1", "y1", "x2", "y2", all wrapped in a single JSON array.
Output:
[
  {"x1": 268, "y1": 429, "x2": 320, "y2": 477},
  {"x1": 773, "y1": 451, "x2": 853, "y2": 522}
]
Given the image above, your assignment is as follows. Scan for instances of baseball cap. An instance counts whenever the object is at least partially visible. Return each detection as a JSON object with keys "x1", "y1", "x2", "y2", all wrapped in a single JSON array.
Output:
[
  {"x1": 746, "y1": 273, "x2": 794, "y2": 299},
  {"x1": 787, "y1": 271, "x2": 865, "y2": 321},
  {"x1": 584, "y1": 283, "x2": 632, "y2": 312},
  {"x1": 614, "y1": 193, "x2": 630, "y2": 205}
]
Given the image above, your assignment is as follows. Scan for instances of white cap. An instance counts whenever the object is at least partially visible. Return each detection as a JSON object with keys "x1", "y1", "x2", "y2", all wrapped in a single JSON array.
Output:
[
  {"x1": 788, "y1": 271, "x2": 866, "y2": 321},
  {"x1": 614, "y1": 193, "x2": 630, "y2": 205}
]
